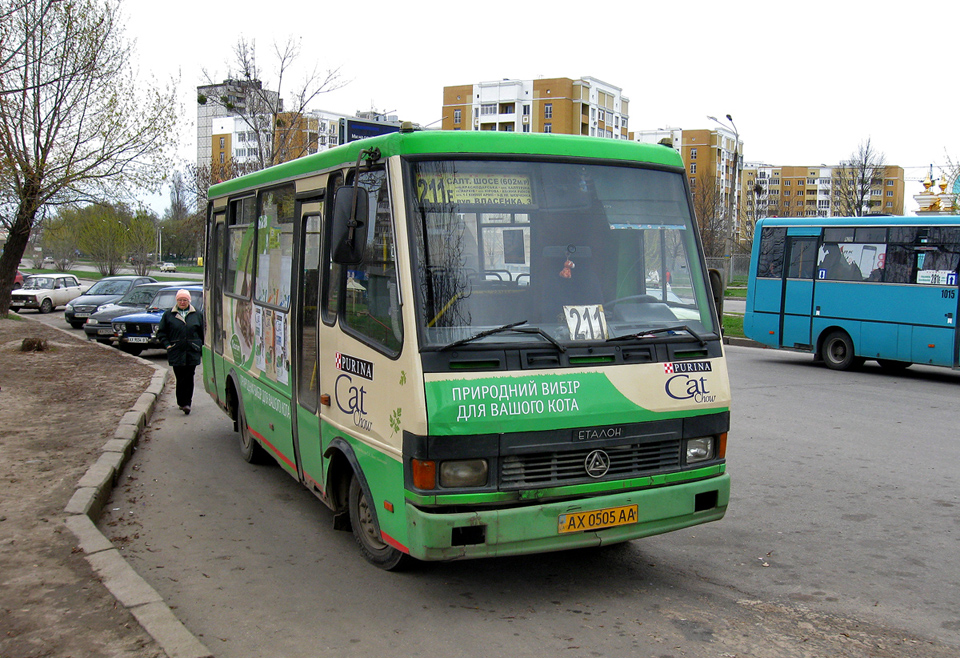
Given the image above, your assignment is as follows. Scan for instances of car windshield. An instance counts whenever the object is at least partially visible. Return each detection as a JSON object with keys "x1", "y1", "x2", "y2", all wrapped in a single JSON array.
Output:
[
  {"x1": 408, "y1": 159, "x2": 715, "y2": 349},
  {"x1": 85, "y1": 280, "x2": 131, "y2": 296},
  {"x1": 22, "y1": 277, "x2": 54, "y2": 290},
  {"x1": 120, "y1": 288, "x2": 160, "y2": 306},
  {"x1": 148, "y1": 290, "x2": 203, "y2": 311}
]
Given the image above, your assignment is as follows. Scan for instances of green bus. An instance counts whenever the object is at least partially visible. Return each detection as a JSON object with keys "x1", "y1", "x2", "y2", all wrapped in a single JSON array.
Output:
[{"x1": 203, "y1": 128, "x2": 730, "y2": 569}]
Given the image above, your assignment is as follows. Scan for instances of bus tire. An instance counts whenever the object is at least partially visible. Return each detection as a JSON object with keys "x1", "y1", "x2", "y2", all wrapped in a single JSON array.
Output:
[
  {"x1": 877, "y1": 359, "x2": 911, "y2": 372},
  {"x1": 822, "y1": 330, "x2": 862, "y2": 371},
  {"x1": 348, "y1": 474, "x2": 409, "y2": 571},
  {"x1": 238, "y1": 402, "x2": 270, "y2": 464}
]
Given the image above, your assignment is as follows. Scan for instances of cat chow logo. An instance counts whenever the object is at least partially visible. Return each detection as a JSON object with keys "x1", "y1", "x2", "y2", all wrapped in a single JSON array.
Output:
[{"x1": 664, "y1": 361, "x2": 716, "y2": 404}]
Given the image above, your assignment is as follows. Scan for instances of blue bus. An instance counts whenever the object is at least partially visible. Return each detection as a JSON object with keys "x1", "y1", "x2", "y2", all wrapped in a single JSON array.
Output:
[{"x1": 744, "y1": 216, "x2": 960, "y2": 371}]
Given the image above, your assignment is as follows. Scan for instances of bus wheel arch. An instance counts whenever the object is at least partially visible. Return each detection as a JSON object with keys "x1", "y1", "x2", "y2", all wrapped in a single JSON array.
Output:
[
  {"x1": 326, "y1": 437, "x2": 410, "y2": 571},
  {"x1": 819, "y1": 328, "x2": 864, "y2": 371},
  {"x1": 228, "y1": 372, "x2": 269, "y2": 464},
  {"x1": 224, "y1": 371, "x2": 241, "y2": 432}
]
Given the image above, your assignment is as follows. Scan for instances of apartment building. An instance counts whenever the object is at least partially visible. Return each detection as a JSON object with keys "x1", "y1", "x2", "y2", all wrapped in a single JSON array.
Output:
[
  {"x1": 197, "y1": 79, "x2": 281, "y2": 171},
  {"x1": 442, "y1": 77, "x2": 629, "y2": 138},
  {"x1": 742, "y1": 164, "x2": 905, "y2": 221},
  {"x1": 632, "y1": 127, "x2": 743, "y2": 254}
]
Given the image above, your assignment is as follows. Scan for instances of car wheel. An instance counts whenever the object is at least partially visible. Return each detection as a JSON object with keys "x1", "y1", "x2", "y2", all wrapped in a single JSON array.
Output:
[
  {"x1": 39, "y1": 298, "x2": 53, "y2": 313},
  {"x1": 238, "y1": 402, "x2": 270, "y2": 464},
  {"x1": 348, "y1": 474, "x2": 410, "y2": 571},
  {"x1": 821, "y1": 330, "x2": 863, "y2": 371}
]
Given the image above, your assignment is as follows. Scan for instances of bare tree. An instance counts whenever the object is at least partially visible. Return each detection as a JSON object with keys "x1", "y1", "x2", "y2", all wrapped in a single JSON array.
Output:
[
  {"x1": 691, "y1": 174, "x2": 727, "y2": 257},
  {"x1": 741, "y1": 180, "x2": 767, "y2": 248},
  {"x1": 200, "y1": 36, "x2": 346, "y2": 173},
  {"x1": 832, "y1": 138, "x2": 886, "y2": 216},
  {"x1": 0, "y1": 0, "x2": 178, "y2": 315}
]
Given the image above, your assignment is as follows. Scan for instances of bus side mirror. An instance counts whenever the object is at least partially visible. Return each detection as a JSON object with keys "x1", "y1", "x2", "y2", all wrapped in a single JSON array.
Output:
[
  {"x1": 332, "y1": 185, "x2": 368, "y2": 264},
  {"x1": 708, "y1": 268, "x2": 724, "y2": 321}
]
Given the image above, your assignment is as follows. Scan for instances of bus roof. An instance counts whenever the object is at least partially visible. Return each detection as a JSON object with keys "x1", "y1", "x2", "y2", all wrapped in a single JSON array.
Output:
[
  {"x1": 208, "y1": 130, "x2": 684, "y2": 200},
  {"x1": 755, "y1": 215, "x2": 960, "y2": 229}
]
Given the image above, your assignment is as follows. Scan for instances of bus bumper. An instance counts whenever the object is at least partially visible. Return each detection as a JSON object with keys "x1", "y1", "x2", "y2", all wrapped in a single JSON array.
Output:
[{"x1": 404, "y1": 474, "x2": 729, "y2": 561}]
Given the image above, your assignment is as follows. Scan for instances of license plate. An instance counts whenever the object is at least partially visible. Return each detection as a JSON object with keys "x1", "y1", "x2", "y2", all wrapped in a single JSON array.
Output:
[
  {"x1": 97, "y1": 328, "x2": 114, "y2": 335},
  {"x1": 11, "y1": 302, "x2": 23, "y2": 307},
  {"x1": 127, "y1": 337, "x2": 150, "y2": 343},
  {"x1": 558, "y1": 504, "x2": 638, "y2": 534},
  {"x1": 74, "y1": 312, "x2": 90, "y2": 318}
]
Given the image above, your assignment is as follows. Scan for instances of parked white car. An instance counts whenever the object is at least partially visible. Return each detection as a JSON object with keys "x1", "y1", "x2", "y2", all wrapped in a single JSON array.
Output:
[
  {"x1": 10, "y1": 274, "x2": 84, "y2": 313},
  {"x1": 159, "y1": 262, "x2": 177, "y2": 272}
]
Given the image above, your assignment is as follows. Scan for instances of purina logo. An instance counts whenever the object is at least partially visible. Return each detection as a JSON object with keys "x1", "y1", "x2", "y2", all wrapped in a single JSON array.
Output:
[
  {"x1": 336, "y1": 352, "x2": 374, "y2": 380},
  {"x1": 664, "y1": 361, "x2": 712, "y2": 374}
]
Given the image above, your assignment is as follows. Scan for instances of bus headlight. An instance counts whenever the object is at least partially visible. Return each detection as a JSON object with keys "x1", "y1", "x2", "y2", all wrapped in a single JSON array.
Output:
[
  {"x1": 685, "y1": 438, "x2": 714, "y2": 464},
  {"x1": 440, "y1": 459, "x2": 488, "y2": 487}
]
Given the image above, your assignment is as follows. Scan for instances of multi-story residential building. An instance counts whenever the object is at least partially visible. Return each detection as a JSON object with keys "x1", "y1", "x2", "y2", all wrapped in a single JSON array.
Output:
[
  {"x1": 741, "y1": 164, "x2": 905, "y2": 221},
  {"x1": 197, "y1": 79, "x2": 281, "y2": 171},
  {"x1": 442, "y1": 77, "x2": 628, "y2": 138},
  {"x1": 632, "y1": 127, "x2": 743, "y2": 256},
  {"x1": 208, "y1": 109, "x2": 405, "y2": 183}
]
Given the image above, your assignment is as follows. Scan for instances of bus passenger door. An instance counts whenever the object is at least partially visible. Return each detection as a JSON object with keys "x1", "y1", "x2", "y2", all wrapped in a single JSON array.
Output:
[
  {"x1": 293, "y1": 201, "x2": 325, "y2": 493},
  {"x1": 780, "y1": 236, "x2": 818, "y2": 349},
  {"x1": 207, "y1": 211, "x2": 227, "y2": 400}
]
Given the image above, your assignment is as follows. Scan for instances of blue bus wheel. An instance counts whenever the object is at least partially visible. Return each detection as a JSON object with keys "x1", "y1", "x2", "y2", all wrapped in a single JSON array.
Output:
[{"x1": 822, "y1": 330, "x2": 862, "y2": 371}]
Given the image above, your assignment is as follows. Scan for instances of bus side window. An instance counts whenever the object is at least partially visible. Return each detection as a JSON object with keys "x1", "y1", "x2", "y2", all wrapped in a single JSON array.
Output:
[
  {"x1": 340, "y1": 167, "x2": 403, "y2": 354},
  {"x1": 322, "y1": 173, "x2": 344, "y2": 325},
  {"x1": 757, "y1": 227, "x2": 786, "y2": 278},
  {"x1": 788, "y1": 238, "x2": 818, "y2": 279}
]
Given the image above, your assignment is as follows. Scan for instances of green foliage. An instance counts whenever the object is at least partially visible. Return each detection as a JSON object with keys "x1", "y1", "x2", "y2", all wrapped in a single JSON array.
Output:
[
  {"x1": 722, "y1": 314, "x2": 744, "y2": 338},
  {"x1": 0, "y1": 0, "x2": 178, "y2": 316}
]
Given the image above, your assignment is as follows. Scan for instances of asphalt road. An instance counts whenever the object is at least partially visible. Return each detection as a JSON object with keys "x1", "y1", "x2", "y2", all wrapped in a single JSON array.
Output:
[{"x1": 75, "y1": 340, "x2": 957, "y2": 658}]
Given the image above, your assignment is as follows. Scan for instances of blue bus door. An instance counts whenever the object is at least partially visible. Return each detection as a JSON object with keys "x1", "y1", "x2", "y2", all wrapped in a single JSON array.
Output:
[{"x1": 780, "y1": 236, "x2": 818, "y2": 349}]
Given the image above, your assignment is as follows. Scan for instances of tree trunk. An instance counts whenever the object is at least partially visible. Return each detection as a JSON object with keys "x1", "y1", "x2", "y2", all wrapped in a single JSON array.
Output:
[{"x1": 0, "y1": 203, "x2": 40, "y2": 317}]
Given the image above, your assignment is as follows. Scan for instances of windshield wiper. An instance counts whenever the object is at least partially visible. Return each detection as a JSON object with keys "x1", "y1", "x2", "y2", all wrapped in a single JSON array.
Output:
[
  {"x1": 606, "y1": 324, "x2": 706, "y2": 346},
  {"x1": 511, "y1": 325, "x2": 567, "y2": 352},
  {"x1": 438, "y1": 321, "x2": 567, "y2": 352},
  {"x1": 438, "y1": 320, "x2": 529, "y2": 351}
]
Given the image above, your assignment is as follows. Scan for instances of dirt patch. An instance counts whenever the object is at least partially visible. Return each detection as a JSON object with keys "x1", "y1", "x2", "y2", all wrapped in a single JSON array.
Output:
[{"x1": 0, "y1": 316, "x2": 163, "y2": 658}]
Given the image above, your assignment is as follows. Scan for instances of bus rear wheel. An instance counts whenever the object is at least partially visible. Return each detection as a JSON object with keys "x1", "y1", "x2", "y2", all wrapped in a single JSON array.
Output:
[
  {"x1": 822, "y1": 330, "x2": 863, "y2": 371},
  {"x1": 238, "y1": 402, "x2": 270, "y2": 464},
  {"x1": 348, "y1": 474, "x2": 409, "y2": 571}
]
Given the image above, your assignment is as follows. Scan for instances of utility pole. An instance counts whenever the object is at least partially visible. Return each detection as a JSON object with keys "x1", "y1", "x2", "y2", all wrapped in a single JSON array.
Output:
[{"x1": 707, "y1": 114, "x2": 740, "y2": 285}]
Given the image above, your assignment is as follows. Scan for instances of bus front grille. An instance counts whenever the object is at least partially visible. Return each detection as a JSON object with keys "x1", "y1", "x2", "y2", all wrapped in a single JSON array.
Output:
[{"x1": 500, "y1": 439, "x2": 681, "y2": 489}]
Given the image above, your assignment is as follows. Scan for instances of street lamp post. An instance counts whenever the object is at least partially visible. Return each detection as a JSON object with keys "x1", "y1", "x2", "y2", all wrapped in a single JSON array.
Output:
[{"x1": 707, "y1": 114, "x2": 740, "y2": 284}]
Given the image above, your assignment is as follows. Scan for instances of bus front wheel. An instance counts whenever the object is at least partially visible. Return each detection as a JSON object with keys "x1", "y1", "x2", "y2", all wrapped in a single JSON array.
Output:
[
  {"x1": 822, "y1": 330, "x2": 863, "y2": 371},
  {"x1": 348, "y1": 474, "x2": 409, "y2": 571}
]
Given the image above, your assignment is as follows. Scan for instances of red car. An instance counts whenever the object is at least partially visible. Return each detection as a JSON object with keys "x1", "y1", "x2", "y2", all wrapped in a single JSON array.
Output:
[{"x1": 14, "y1": 270, "x2": 24, "y2": 288}]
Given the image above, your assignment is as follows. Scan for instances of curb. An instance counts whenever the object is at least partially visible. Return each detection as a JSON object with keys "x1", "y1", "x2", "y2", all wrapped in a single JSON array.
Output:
[
  {"x1": 724, "y1": 335, "x2": 766, "y2": 349},
  {"x1": 49, "y1": 325, "x2": 214, "y2": 658}
]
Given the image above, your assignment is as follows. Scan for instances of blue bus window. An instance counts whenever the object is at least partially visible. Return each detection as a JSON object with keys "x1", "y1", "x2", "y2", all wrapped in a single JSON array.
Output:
[
  {"x1": 788, "y1": 239, "x2": 817, "y2": 279},
  {"x1": 823, "y1": 227, "x2": 855, "y2": 243},
  {"x1": 855, "y1": 227, "x2": 886, "y2": 242},
  {"x1": 758, "y1": 227, "x2": 785, "y2": 278}
]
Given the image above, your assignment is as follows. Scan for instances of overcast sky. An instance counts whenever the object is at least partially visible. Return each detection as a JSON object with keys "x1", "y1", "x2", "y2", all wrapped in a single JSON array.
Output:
[{"x1": 128, "y1": 0, "x2": 959, "y2": 213}]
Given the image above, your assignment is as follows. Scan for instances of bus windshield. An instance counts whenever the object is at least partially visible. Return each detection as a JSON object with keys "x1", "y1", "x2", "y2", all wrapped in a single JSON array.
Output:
[{"x1": 408, "y1": 159, "x2": 714, "y2": 349}]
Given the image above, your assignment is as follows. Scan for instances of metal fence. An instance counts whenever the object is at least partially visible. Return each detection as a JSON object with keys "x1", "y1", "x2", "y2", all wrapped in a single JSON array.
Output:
[{"x1": 705, "y1": 255, "x2": 751, "y2": 284}]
